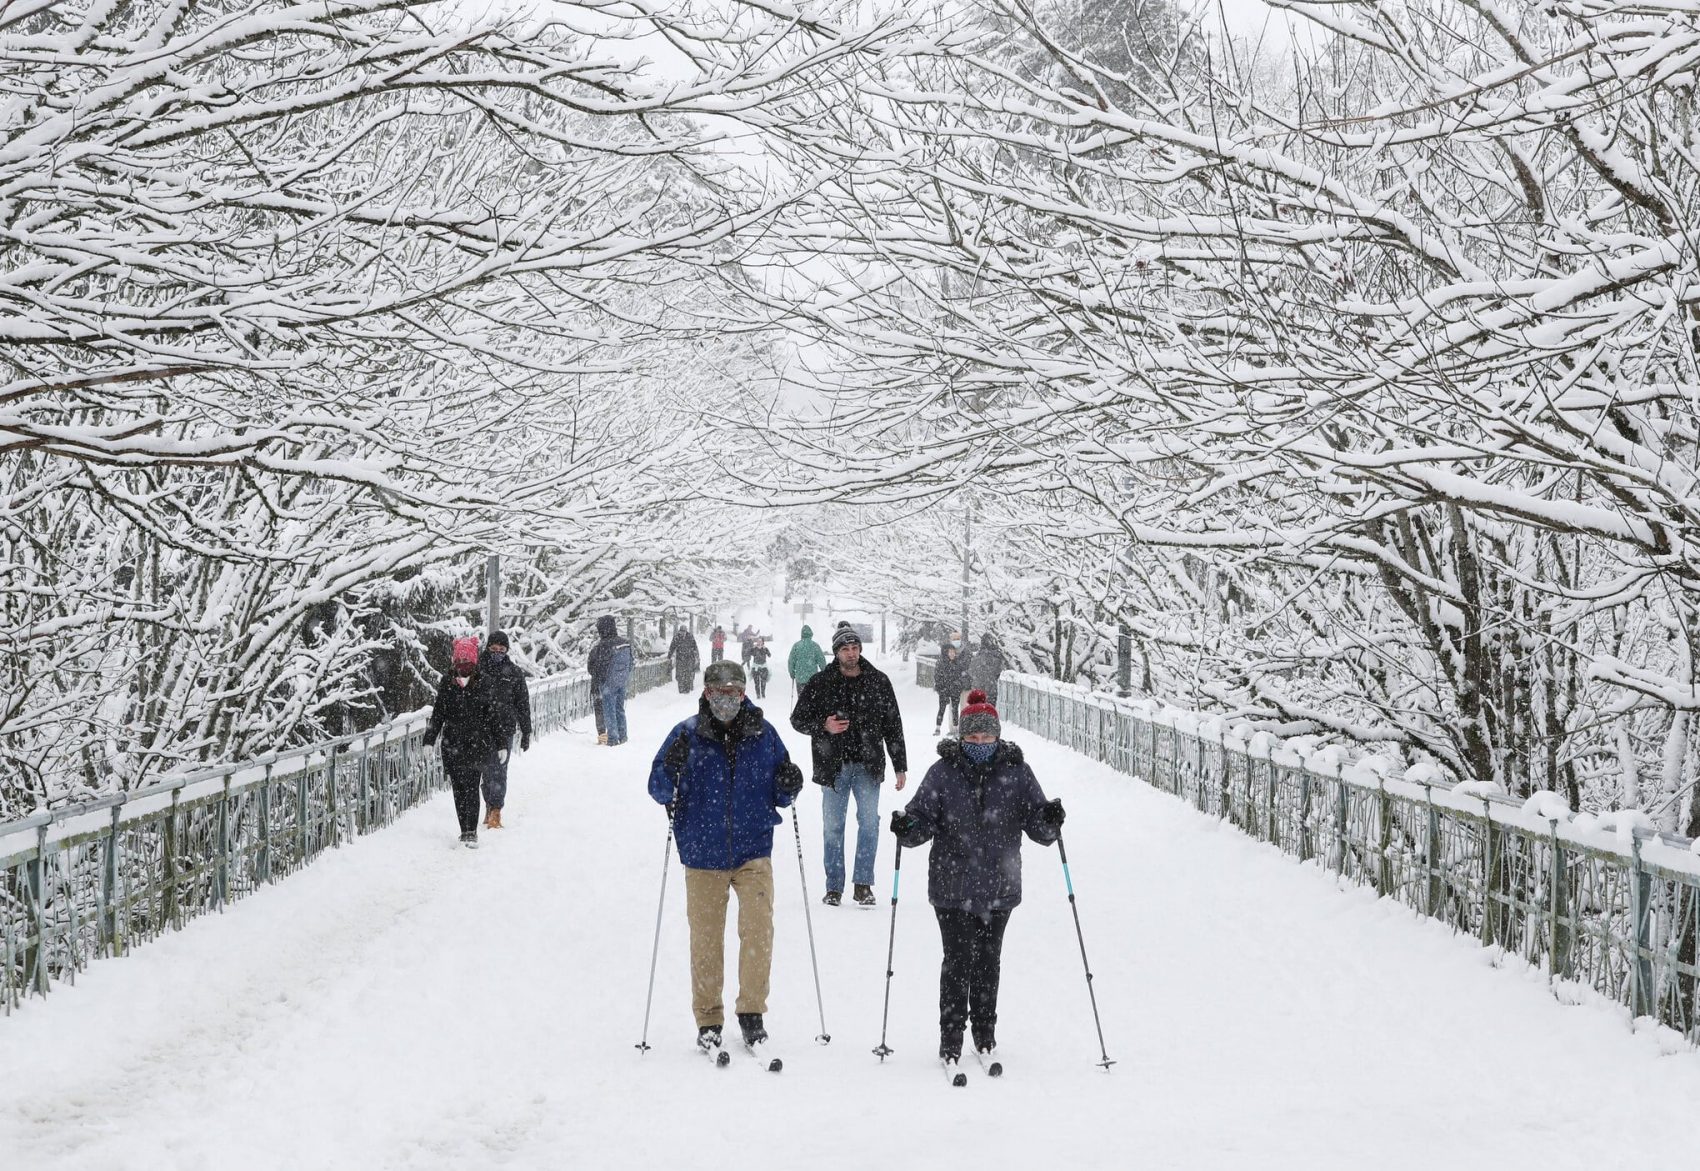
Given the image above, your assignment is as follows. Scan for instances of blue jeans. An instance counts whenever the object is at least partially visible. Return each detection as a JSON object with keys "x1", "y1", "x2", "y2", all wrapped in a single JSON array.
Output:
[
  {"x1": 821, "y1": 762, "x2": 881, "y2": 892},
  {"x1": 482, "y1": 738, "x2": 511, "y2": 810},
  {"x1": 602, "y1": 684, "x2": 628, "y2": 745}
]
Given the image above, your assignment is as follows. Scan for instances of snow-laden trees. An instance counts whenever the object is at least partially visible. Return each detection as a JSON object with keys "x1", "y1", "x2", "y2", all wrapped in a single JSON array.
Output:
[
  {"x1": 736, "y1": 0, "x2": 1700, "y2": 825},
  {"x1": 0, "y1": 0, "x2": 916, "y2": 815}
]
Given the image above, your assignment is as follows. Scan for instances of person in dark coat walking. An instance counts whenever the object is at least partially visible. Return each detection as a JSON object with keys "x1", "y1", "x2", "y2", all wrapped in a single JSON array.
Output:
[
  {"x1": 748, "y1": 637, "x2": 772, "y2": 699},
  {"x1": 668, "y1": 625, "x2": 701, "y2": 695},
  {"x1": 790, "y1": 622, "x2": 908, "y2": 907},
  {"x1": 890, "y1": 689, "x2": 1064, "y2": 1062},
  {"x1": 477, "y1": 630, "x2": 532, "y2": 830},
  {"x1": 964, "y1": 632, "x2": 1005, "y2": 707},
  {"x1": 932, "y1": 642, "x2": 966, "y2": 735},
  {"x1": 587, "y1": 616, "x2": 635, "y2": 746},
  {"x1": 424, "y1": 636, "x2": 502, "y2": 848},
  {"x1": 649, "y1": 661, "x2": 806, "y2": 1052}
]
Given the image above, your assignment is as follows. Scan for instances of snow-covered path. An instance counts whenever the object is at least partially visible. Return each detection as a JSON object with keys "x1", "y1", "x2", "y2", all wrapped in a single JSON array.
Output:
[{"x1": 6, "y1": 669, "x2": 1700, "y2": 1170}]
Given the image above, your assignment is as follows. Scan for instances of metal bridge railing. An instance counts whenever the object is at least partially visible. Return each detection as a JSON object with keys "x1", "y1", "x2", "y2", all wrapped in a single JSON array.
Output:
[
  {"x1": 0, "y1": 657, "x2": 670, "y2": 1015},
  {"x1": 996, "y1": 673, "x2": 1700, "y2": 1042}
]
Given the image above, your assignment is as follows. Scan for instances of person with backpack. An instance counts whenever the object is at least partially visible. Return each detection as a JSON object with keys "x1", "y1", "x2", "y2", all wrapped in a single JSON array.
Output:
[
  {"x1": 648, "y1": 661, "x2": 806, "y2": 1057},
  {"x1": 668, "y1": 623, "x2": 701, "y2": 695},
  {"x1": 588, "y1": 616, "x2": 635, "y2": 746},
  {"x1": 787, "y1": 624, "x2": 827, "y2": 696},
  {"x1": 889, "y1": 689, "x2": 1064, "y2": 1064},
  {"x1": 932, "y1": 642, "x2": 966, "y2": 736},
  {"x1": 965, "y1": 632, "x2": 1006, "y2": 707},
  {"x1": 478, "y1": 630, "x2": 532, "y2": 830},
  {"x1": 748, "y1": 637, "x2": 773, "y2": 699},
  {"x1": 790, "y1": 622, "x2": 907, "y2": 907},
  {"x1": 423, "y1": 636, "x2": 501, "y2": 849}
]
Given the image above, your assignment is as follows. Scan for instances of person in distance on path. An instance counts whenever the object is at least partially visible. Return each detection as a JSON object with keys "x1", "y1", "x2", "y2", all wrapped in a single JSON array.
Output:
[
  {"x1": 889, "y1": 689, "x2": 1064, "y2": 1063},
  {"x1": 649, "y1": 661, "x2": 806, "y2": 1053},
  {"x1": 748, "y1": 637, "x2": 772, "y2": 699},
  {"x1": 787, "y1": 624, "x2": 826, "y2": 697},
  {"x1": 668, "y1": 623, "x2": 700, "y2": 695},
  {"x1": 587, "y1": 616, "x2": 635, "y2": 746},
  {"x1": 710, "y1": 625, "x2": 727, "y2": 664},
  {"x1": 424, "y1": 636, "x2": 501, "y2": 849},
  {"x1": 790, "y1": 622, "x2": 908, "y2": 907},
  {"x1": 478, "y1": 630, "x2": 532, "y2": 830},
  {"x1": 932, "y1": 642, "x2": 966, "y2": 736},
  {"x1": 964, "y1": 632, "x2": 1005, "y2": 709}
]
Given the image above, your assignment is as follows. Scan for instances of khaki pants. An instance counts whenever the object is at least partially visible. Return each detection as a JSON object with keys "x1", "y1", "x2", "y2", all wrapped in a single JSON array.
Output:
[{"x1": 684, "y1": 857, "x2": 775, "y2": 1028}]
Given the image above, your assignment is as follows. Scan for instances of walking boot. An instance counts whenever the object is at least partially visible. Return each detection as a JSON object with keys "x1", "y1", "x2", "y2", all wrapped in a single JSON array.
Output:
[
  {"x1": 821, "y1": 890, "x2": 841, "y2": 907},
  {"x1": 488, "y1": 808, "x2": 503, "y2": 830},
  {"x1": 597, "y1": 731, "x2": 608, "y2": 746},
  {"x1": 853, "y1": 884, "x2": 876, "y2": 907},
  {"x1": 483, "y1": 808, "x2": 496, "y2": 830},
  {"x1": 737, "y1": 1013, "x2": 768, "y2": 1047}
]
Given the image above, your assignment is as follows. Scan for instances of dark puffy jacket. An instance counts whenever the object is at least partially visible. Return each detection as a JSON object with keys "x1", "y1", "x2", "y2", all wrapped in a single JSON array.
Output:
[
  {"x1": 790, "y1": 659, "x2": 907, "y2": 785},
  {"x1": 894, "y1": 740, "x2": 1058, "y2": 914},
  {"x1": 648, "y1": 698, "x2": 801, "y2": 870},
  {"x1": 479, "y1": 652, "x2": 532, "y2": 744},
  {"x1": 424, "y1": 672, "x2": 500, "y2": 770},
  {"x1": 588, "y1": 616, "x2": 634, "y2": 691},
  {"x1": 933, "y1": 651, "x2": 967, "y2": 696},
  {"x1": 967, "y1": 643, "x2": 1005, "y2": 692}
]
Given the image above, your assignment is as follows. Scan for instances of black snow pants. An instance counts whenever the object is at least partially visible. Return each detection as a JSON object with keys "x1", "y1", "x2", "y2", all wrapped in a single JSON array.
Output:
[
  {"x1": 935, "y1": 907, "x2": 1012, "y2": 1044},
  {"x1": 447, "y1": 765, "x2": 483, "y2": 834},
  {"x1": 933, "y1": 692, "x2": 959, "y2": 730}
]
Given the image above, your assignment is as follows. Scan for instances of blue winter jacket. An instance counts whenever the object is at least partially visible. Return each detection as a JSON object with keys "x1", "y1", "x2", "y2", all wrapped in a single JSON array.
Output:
[
  {"x1": 648, "y1": 698, "x2": 801, "y2": 871},
  {"x1": 894, "y1": 739, "x2": 1058, "y2": 914}
]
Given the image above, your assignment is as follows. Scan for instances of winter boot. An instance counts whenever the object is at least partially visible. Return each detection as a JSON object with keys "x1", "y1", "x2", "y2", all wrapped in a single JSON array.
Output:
[
  {"x1": 972, "y1": 1024, "x2": 997, "y2": 1054},
  {"x1": 853, "y1": 884, "x2": 876, "y2": 907},
  {"x1": 597, "y1": 731, "x2": 608, "y2": 746},
  {"x1": 696, "y1": 1025, "x2": 723, "y2": 1053},
  {"x1": 737, "y1": 1013, "x2": 768, "y2": 1048},
  {"x1": 488, "y1": 808, "x2": 503, "y2": 830},
  {"x1": 822, "y1": 890, "x2": 841, "y2": 907},
  {"x1": 939, "y1": 1033, "x2": 963, "y2": 1063},
  {"x1": 483, "y1": 808, "x2": 496, "y2": 830},
  {"x1": 459, "y1": 831, "x2": 479, "y2": 850},
  {"x1": 932, "y1": 724, "x2": 941, "y2": 736}
]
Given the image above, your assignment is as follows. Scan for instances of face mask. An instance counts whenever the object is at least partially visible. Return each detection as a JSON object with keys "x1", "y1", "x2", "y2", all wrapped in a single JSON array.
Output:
[
  {"x1": 488, "y1": 649, "x2": 506, "y2": 660},
  {"x1": 961, "y1": 740, "x2": 998, "y2": 765},
  {"x1": 706, "y1": 693, "x2": 743, "y2": 723}
]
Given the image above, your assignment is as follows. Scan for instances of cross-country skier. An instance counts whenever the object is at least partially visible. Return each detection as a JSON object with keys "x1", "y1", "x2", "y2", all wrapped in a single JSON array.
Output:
[
  {"x1": 478, "y1": 630, "x2": 531, "y2": 830},
  {"x1": 648, "y1": 661, "x2": 806, "y2": 1057},
  {"x1": 889, "y1": 689, "x2": 1064, "y2": 1063},
  {"x1": 424, "y1": 636, "x2": 501, "y2": 848},
  {"x1": 790, "y1": 622, "x2": 907, "y2": 907}
]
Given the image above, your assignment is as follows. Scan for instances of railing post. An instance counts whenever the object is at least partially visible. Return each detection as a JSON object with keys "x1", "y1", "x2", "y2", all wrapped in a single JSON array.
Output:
[
  {"x1": 217, "y1": 777, "x2": 231, "y2": 910},
  {"x1": 1298, "y1": 767, "x2": 1313, "y2": 863},
  {"x1": 1376, "y1": 780, "x2": 1392, "y2": 896},
  {"x1": 259, "y1": 763, "x2": 273, "y2": 884},
  {"x1": 28, "y1": 825, "x2": 48, "y2": 996},
  {"x1": 1424, "y1": 784, "x2": 1442, "y2": 918},
  {"x1": 1334, "y1": 764, "x2": 1348, "y2": 875},
  {"x1": 296, "y1": 761, "x2": 310, "y2": 869},
  {"x1": 104, "y1": 803, "x2": 122, "y2": 957},
  {"x1": 326, "y1": 750, "x2": 339, "y2": 851},
  {"x1": 1480, "y1": 801, "x2": 1499, "y2": 949},
  {"x1": 358, "y1": 736, "x2": 371, "y2": 835},
  {"x1": 1548, "y1": 821, "x2": 1570, "y2": 982},
  {"x1": 163, "y1": 790, "x2": 180, "y2": 930},
  {"x1": 1630, "y1": 836, "x2": 1654, "y2": 1018},
  {"x1": 1266, "y1": 762, "x2": 1280, "y2": 847}
]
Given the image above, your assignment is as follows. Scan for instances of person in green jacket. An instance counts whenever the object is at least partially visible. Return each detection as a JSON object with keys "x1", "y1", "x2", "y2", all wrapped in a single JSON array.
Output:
[{"x1": 787, "y1": 625, "x2": 827, "y2": 697}]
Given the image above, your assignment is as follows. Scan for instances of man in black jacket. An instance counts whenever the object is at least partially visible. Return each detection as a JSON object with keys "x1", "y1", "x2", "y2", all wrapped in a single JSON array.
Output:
[
  {"x1": 479, "y1": 630, "x2": 532, "y2": 829},
  {"x1": 790, "y1": 622, "x2": 908, "y2": 907}
]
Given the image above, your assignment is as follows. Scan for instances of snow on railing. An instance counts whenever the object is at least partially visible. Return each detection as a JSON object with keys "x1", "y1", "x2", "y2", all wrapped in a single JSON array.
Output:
[
  {"x1": 987, "y1": 671, "x2": 1700, "y2": 1043},
  {"x1": 0, "y1": 659, "x2": 672, "y2": 1016}
]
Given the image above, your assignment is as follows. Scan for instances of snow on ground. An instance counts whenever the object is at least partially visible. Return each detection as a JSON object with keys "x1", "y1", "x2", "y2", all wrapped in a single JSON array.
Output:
[{"x1": 5, "y1": 631, "x2": 1700, "y2": 1169}]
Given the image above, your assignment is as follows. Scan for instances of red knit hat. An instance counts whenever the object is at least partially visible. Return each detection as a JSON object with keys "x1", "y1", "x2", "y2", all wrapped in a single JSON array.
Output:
[
  {"x1": 959, "y1": 689, "x2": 1000, "y2": 738},
  {"x1": 451, "y1": 636, "x2": 480, "y2": 669}
]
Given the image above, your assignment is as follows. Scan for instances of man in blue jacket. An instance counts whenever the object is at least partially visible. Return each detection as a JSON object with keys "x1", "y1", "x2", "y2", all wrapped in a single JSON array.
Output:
[
  {"x1": 587, "y1": 616, "x2": 634, "y2": 746},
  {"x1": 649, "y1": 661, "x2": 806, "y2": 1053}
]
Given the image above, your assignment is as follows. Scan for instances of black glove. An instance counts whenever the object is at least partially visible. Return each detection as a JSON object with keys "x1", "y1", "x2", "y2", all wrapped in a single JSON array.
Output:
[
  {"x1": 776, "y1": 760, "x2": 805, "y2": 798},
  {"x1": 1039, "y1": 798, "x2": 1065, "y2": 828},
  {"x1": 520, "y1": 734, "x2": 530, "y2": 752},
  {"x1": 889, "y1": 809, "x2": 915, "y2": 836}
]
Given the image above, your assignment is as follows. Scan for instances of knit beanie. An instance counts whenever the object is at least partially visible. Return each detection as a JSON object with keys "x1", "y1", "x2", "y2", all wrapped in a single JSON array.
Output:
[
  {"x1": 959, "y1": 689, "x2": 1001, "y2": 739},
  {"x1": 487, "y1": 630, "x2": 510, "y2": 651},
  {"x1": 831, "y1": 622, "x2": 862, "y2": 652}
]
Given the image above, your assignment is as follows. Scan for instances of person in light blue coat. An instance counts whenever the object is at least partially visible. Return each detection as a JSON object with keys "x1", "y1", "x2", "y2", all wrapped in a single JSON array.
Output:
[{"x1": 649, "y1": 661, "x2": 805, "y2": 1052}]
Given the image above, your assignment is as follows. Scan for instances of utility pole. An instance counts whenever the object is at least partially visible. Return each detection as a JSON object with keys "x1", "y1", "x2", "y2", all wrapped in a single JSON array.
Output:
[
  {"x1": 960, "y1": 500, "x2": 973, "y2": 649},
  {"x1": 485, "y1": 554, "x2": 501, "y2": 637}
]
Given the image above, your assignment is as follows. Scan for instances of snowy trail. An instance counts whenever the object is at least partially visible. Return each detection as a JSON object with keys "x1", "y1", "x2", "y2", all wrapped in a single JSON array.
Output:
[{"x1": 5, "y1": 666, "x2": 1700, "y2": 1169}]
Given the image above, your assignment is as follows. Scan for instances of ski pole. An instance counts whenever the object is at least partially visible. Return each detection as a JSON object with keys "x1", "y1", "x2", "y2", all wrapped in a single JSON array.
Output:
[
  {"x1": 872, "y1": 842, "x2": 903, "y2": 1060},
  {"x1": 791, "y1": 807, "x2": 831, "y2": 1043},
  {"x1": 1057, "y1": 831, "x2": 1115, "y2": 1069},
  {"x1": 635, "y1": 815, "x2": 675, "y2": 1054}
]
